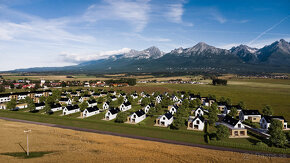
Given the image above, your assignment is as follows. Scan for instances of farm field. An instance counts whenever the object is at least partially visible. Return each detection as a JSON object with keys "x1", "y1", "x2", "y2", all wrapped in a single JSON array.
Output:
[{"x1": 0, "y1": 119, "x2": 288, "y2": 163}]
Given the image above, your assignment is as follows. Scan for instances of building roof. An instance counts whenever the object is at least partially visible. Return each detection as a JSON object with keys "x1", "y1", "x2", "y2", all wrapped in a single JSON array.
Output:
[
  {"x1": 263, "y1": 116, "x2": 287, "y2": 123},
  {"x1": 123, "y1": 101, "x2": 131, "y2": 106},
  {"x1": 35, "y1": 102, "x2": 45, "y2": 107},
  {"x1": 217, "y1": 102, "x2": 227, "y2": 106},
  {"x1": 222, "y1": 115, "x2": 240, "y2": 127},
  {"x1": 66, "y1": 105, "x2": 79, "y2": 111},
  {"x1": 164, "y1": 112, "x2": 173, "y2": 120},
  {"x1": 86, "y1": 106, "x2": 99, "y2": 112},
  {"x1": 191, "y1": 116, "x2": 205, "y2": 123},
  {"x1": 226, "y1": 105, "x2": 242, "y2": 110},
  {"x1": 135, "y1": 109, "x2": 145, "y2": 117},
  {"x1": 241, "y1": 109, "x2": 261, "y2": 115},
  {"x1": 60, "y1": 98, "x2": 70, "y2": 102},
  {"x1": 50, "y1": 103, "x2": 61, "y2": 108},
  {"x1": 87, "y1": 99, "x2": 97, "y2": 104},
  {"x1": 109, "y1": 108, "x2": 120, "y2": 114}
]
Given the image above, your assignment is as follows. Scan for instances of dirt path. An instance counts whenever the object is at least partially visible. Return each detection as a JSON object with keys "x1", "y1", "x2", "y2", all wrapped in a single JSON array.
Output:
[{"x1": 0, "y1": 118, "x2": 289, "y2": 162}]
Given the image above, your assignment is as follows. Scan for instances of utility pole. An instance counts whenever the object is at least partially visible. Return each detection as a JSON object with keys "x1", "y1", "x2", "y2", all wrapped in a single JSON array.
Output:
[{"x1": 24, "y1": 130, "x2": 31, "y2": 156}]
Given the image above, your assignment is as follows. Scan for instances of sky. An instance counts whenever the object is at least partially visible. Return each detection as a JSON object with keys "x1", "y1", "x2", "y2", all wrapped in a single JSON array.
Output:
[{"x1": 0, "y1": 0, "x2": 289, "y2": 71}]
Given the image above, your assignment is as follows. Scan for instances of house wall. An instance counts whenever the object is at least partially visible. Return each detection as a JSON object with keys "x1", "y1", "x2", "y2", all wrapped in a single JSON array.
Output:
[{"x1": 229, "y1": 128, "x2": 248, "y2": 138}]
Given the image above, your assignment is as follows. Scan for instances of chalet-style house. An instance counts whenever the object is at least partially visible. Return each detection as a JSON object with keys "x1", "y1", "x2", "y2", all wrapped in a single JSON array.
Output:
[
  {"x1": 104, "y1": 108, "x2": 120, "y2": 120},
  {"x1": 110, "y1": 95, "x2": 117, "y2": 101},
  {"x1": 155, "y1": 112, "x2": 173, "y2": 127},
  {"x1": 108, "y1": 90, "x2": 116, "y2": 95},
  {"x1": 239, "y1": 110, "x2": 261, "y2": 122},
  {"x1": 92, "y1": 92, "x2": 100, "y2": 98},
  {"x1": 219, "y1": 116, "x2": 248, "y2": 138},
  {"x1": 120, "y1": 101, "x2": 132, "y2": 112},
  {"x1": 223, "y1": 105, "x2": 242, "y2": 116},
  {"x1": 103, "y1": 101, "x2": 110, "y2": 110},
  {"x1": 203, "y1": 98, "x2": 215, "y2": 106},
  {"x1": 131, "y1": 93, "x2": 138, "y2": 99},
  {"x1": 59, "y1": 98, "x2": 72, "y2": 105},
  {"x1": 191, "y1": 107, "x2": 204, "y2": 117},
  {"x1": 187, "y1": 116, "x2": 205, "y2": 131},
  {"x1": 155, "y1": 95, "x2": 163, "y2": 104},
  {"x1": 35, "y1": 102, "x2": 45, "y2": 110},
  {"x1": 63, "y1": 105, "x2": 80, "y2": 115},
  {"x1": 79, "y1": 95, "x2": 91, "y2": 103},
  {"x1": 87, "y1": 99, "x2": 98, "y2": 107},
  {"x1": 171, "y1": 95, "x2": 179, "y2": 102},
  {"x1": 81, "y1": 106, "x2": 100, "y2": 118},
  {"x1": 50, "y1": 103, "x2": 62, "y2": 112},
  {"x1": 260, "y1": 116, "x2": 288, "y2": 130},
  {"x1": 168, "y1": 105, "x2": 179, "y2": 115},
  {"x1": 188, "y1": 94, "x2": 200, "y2": 101},
  {"x1": 217, "y1": 102, "x2": 227, "y2": 114},
  {"x1": 143, "y1": 103, "x2": 154, "y2": 113},
  {"x1": 127, "y1": 109, "x2": 146, "y2": 124},
  {"x1": 100, "y1": 91, "x2": 108, "y2": 96}
]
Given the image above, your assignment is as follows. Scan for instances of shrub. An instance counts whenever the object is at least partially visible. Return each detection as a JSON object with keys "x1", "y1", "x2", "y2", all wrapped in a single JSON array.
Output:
[
  {"x1": 115, "y1": 112, "x2": 128, "y2": 123},
  {"x1": 256, "y1": 142, "x2": 268, "y2": 147}
]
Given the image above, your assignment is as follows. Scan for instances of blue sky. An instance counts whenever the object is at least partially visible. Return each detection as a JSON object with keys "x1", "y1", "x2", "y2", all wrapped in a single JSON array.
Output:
[{"x1": 0, "y1": 0, "x2": 289, "y2": 71}]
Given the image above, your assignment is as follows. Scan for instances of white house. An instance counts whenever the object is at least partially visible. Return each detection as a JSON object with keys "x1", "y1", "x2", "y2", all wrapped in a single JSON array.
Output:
[
  {"x1": 17, "y1": 93, "x2": 28, "y2": 100},
  {"x1": 0, "y1": 94, "x2": 10, "y2": 103},
  {"x1": 155, "y1": 95, "x2": 163, "y2": 104},
  {"x1": 79, "y1": 95, "x2": 91, "y2": 103},
  {"x1": 219, "y1": 116, "x2": 248, "y2": 138},
  {"x1": 239, "y1": 110, "x2": 261, "y2": 122},
  {"x1": 203, "y1": 98, "x2": 215, "y2": 106},
  {"x1": 35, "y1": 102, "x2": 45, "y2": 110},
  {"x1": 103, "y1": 101, "x2": 110, "y2": 110},
  {"x1": 127, "y1": 109, "x2": 146, "y2": 124},
  {"x1": 171, "y1": 95, "x2": 179, "y2": 102},
  {"x1": 110, "y1": 95, "x2": 117, "y2": 101},
  {"x1": 119, "y1": 101, "x2": 132, "y2": 112},
  {"x1": 82, "y1": 106, "x2": 100, "y2": 118},
  {"x1": 87, "y1": 99, "x2": 98, "y2": 107},
  {"x1": 59, "y1": 98, "x2": 72, "y2": 105},
  {"x1": 155, "y1": 112, "x2": 173, "y2": 127},
  {"x1": 192, "y1": 107, "x2": 204, "y2": 117},
  {"x1": 187, "y1": 116, "x2": 205, "y2": 131},
  {"x1": 63, "y1": 105, "x2": 80, "y2": 115},
  {"x1": 143, "y1": 103, "x2": 154, "y2": 113},
  {"x1": 50, "y1": 103, "x2": 62, "y2": 112},
  {"x1": 108, "y1": 90, "x2": 116, "y2": 95},
  {"x1": 104, "y1": 108, "x2": 120, "y2": 120},
  {"x1": 168, "y1": 105, "x2": 179, "y2": 115},
  {"x1": 260, "y1": 116, "x2": 288, "y2": 130},
  {"x1": 131, "y1": 93, "x2": 138, "y2": 99}
]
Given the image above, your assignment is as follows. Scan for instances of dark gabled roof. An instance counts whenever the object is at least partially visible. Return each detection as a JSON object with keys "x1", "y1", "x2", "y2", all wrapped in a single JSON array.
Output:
[
  {"x1": 110, "y1": 95, "x2": 117, "y2": 99},
  {"x1": 164, "y1": 112, "x2": 173, "y2": 119},
  {"x1": 17, "y1": 92, "x2": 28, "y2": 95},
  {"x1": 121, "y1": 93, "x2": 126, "y2": 96},
  {"x1": 192, "y1": 116, "x2": 205, "y2": 122},
  {"x1": 59, "y1": 98, "x2": 69, "y2": 101},
  {"x1": 217, "y1": 102, "x2": 227, "y2": 106},
  {"x1": 222, "y1": 115, "x2": 239, "y2": 126},
  {"x1": 135, "y1": 109, "x2": 145, "y2": 117},
  {"x1": 108, "y1": 90, "x2": 115, "y2": 93},
  {"x1": 0, "y1": 93, "x2": 10, "y2": 98},
  {"x1": 34, "y1": 102, "x2": 45, "y2": 107},
  {"x1": 104, "y1": 101, "x2": 110, "y2": 105},
  {"x1": 148, "y1": 103, "x2": 155, "y2": 107},
  {"x1": 86, "y1": 106, "x2": 99, "y2": 112},
  {"x1": 61, "y1": 93, "x2": 67, "y2": 96},
  {"x1": 101, "y1": 91, "x2": 107, "y2": 94},
  {"x1": 226, "y1": 105, "x2": 242, "y2": 110},
  {"x1": 87, "y1": 99, "x2": 97, "y2": 104},
  {"x1": 50, "y1": 103, "x2": 61, "y2": 108},
  {"x1": 109, "y1": 107, "x2": 120, "y2": 114},
  {"x1": 263, "y1": 116, "x2": 287, "y2": 123},
  {"x1": 92, "y1": 92, "x2": 100, "y2": 96},
  {"x1": 241, "y1": 110, "x2": 261, "y2": 115},
  {"x1": 123, "y1": 101, "x2": 131, "y2": 106},
  {"x1": 71, "y1": 92, "x2": 77, "y2": 95},
  {"x1": 66, "y1": 105, "x2": 79, "y2": 111},
  {"x1": 83, "y1": 95, "x2": 91, "y2": 97}
]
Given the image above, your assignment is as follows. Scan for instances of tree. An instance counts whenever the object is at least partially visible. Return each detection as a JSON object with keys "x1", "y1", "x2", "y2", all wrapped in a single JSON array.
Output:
[
  {"x1": 171, "y1": 113, "x2": 184, "y2": 130},
  {"x1": 0, "y1": 85, "x2": 5, "y2": 92},
  {"x1": 115, "y1": 112, "x2": 127, "y2": 123},
  {"x1": 262, "y1": 105, "x2": 273, "y2": 116},
  {"x1": 212, "y1": 79, "x2": 227, "y2": 86},
  {"x1": 228, "y1": 107, "x2": 238, "y2": 118},
  {"x1": 216, "y1": 125, "x2": 230, "y2": 140},
  {"x1": 225, "y1": 98, "x2": 231, "y2": 105},
  {"x1": 208, "y1": 105, "x2": 218, "y2": 126},
  {"x1": 141, "y1": 98, "x2": 150, "y2": 106},
  {"x1": 39, "y1": 96, "x2": 46, "y2": 103},
  {"x1": 79, "y1": 101, "x2": 88, "y2": 112},
  {"x1": 238, "y1": 101, "x2": 246, "y2": 109},
  {"x1": 44, "y1": 103, "x2": 51, "y2": 114},
  {"x1": 46, "y1": 96, "x2": 55, "y2": 105},
  {"x1": 97, "y1": 97, "x2": 104, "y2": 104},
  {"x1": 155, "y1": 104, "x2": 162, "y2": 113},
  {"x1": 27, "y1": 100, "x2": 36, "y2": 111},
  {"x1": 268, "y1": 119, "x2": 287, "y2": 147},
  {"x1": 117, "y1": 96, "x2": 124, "y2": 105},
  {"x1": 6, "y1": 99, "x2": 17, "y2": 110}
]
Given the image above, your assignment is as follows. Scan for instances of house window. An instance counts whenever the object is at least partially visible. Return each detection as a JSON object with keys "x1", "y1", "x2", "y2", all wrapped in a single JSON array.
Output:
[
  {"x1": 163, "y1": 117, "x2": 165, "y2": 120},
  {"x1": 240, "y1": 131, "x2": 245, "y2": 136},
  {"x1": 196, "y1": 120, "x2": 200, "y2": 124},
  {"x1": 238, "y1": 124, "x2": 241, "y2": 128},
  {"x1": 234, "y1": 131, "x2": 239, "y2": 136},
  {"x1": 253, "y1": 118, "x2": 256, "y2": 120},
  {"x1": 284, "y1": 125, "x2": 287, "y2": 129}
]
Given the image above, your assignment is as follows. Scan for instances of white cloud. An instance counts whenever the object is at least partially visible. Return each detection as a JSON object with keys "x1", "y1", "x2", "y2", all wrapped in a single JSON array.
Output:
[
  {"x1": 83, "y1": 0, "x2": 151, "y2": 32},
  {"x1": 166, "y1": 4, "x2": 183, "y2": 23},
  {"x1": 60, "y1": 48, "x2": 131, "y2": 63}
]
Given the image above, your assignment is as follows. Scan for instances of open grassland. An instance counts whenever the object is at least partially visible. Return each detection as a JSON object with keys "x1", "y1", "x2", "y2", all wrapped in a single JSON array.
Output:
[
  {"x1": 0, "y1": 119, "x2": 289, "y2": 163},
  {"x1": 137, "y1": 79, "x2": 290, "y2": 121}
]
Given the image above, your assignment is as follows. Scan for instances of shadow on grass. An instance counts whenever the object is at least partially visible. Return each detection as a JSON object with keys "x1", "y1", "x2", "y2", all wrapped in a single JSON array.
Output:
[{"x1": 0, "y1": 151, "x2": 55, "y2": 159}]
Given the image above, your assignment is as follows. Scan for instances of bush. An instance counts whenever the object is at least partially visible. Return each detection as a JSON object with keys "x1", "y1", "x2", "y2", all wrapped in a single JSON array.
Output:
[
  {"x1": 115, "y1": 112, "x2": 128, "y2": 123},
  {"x1": 216, "y1": 125, "x2": 230, "y2": 140},
  {"x1": 256, "y1": 142, "x2": 268, "y2": 147},
  {"x1": 212, "y1": 79, "x2": 227, "y2": 86}
]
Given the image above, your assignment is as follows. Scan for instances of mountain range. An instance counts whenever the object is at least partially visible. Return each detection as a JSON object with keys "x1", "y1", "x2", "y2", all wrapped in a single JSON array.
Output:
[{"x1": 10, "y1": 39, "x2": 290, "y2": 73}]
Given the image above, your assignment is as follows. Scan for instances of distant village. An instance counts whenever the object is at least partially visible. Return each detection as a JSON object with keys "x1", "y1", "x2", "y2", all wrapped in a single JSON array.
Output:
[{"x1": 0, "y1": 84, "x2": 288, "y2": 145}]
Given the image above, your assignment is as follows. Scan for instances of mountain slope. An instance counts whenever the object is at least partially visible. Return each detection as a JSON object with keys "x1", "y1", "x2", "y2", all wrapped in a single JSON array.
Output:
[{"x1": 9, "y1": 39, "x2": 290, "y2": 73}]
